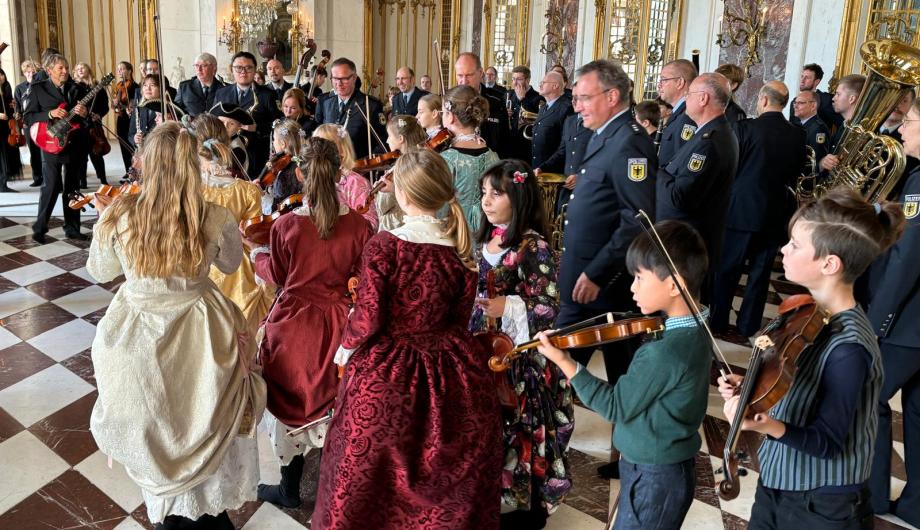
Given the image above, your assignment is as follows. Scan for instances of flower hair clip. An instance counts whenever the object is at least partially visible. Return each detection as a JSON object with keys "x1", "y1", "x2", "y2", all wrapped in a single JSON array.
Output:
[
  {"x1": 291, "y1": 155, "x2": 302, "y2": 165},
  {"x1": 513, "y1": 170, "x2": 527, "y2": 184},
  {"x1": 337, "y1": 125, "x2": 348, "y2": 139},
  {"x1": 397, "y1": 118, "x2": 407, "y2": 129},
  {"x1": 443, "y1": 100, "x2": 454, "y2": 113}
]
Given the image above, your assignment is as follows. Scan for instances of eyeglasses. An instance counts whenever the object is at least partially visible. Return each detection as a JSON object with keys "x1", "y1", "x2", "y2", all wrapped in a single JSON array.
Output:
[
  {"x1": 232, "y1": 65, "x2": 255, "y2": 73},
  {"x1": 792, "y1": 100, "x2": 815, "y2": 106},
  {"x1": 193, "y1": 63, "x2": 212, "y2": 69},
  {"x1": 332, "y1": 75, "x2": 356, "y2": 83},
  {"x1": 657, "y1": 76, "x2": 679, "y2": 86},
  {"x1": 571, "y1": 89, "x2": 613, "y2": 104}
]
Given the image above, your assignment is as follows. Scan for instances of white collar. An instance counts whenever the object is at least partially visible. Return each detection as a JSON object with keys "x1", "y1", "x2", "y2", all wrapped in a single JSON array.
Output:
[
  {"x1": 390, "y1": 215, "x2": 454, "y2": 247},
  {"x1": 293, "y1": 203, "x2": 350, "y2": 217}
]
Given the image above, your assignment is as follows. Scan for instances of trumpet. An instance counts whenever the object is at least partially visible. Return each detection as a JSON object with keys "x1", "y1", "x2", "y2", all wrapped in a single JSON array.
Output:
[{"x1": 519, "y1": 108, "x2": 539, "y2": 140}]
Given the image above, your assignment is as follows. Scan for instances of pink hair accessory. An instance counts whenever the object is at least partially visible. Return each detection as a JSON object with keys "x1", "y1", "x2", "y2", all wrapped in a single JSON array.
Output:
[{"x1": 513, "y1": 170, "x2": 527, "y2": 184}]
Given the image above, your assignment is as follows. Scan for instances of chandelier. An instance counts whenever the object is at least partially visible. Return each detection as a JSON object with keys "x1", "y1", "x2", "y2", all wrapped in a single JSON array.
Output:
[{"x1": 239, "y1": 0, "x2": 280, "y2": 41}]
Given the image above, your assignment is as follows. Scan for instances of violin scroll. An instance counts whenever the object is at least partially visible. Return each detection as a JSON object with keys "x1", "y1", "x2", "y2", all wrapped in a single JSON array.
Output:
[{"x1": 718, "y1": 453, "x2": 741, "y2": 501}]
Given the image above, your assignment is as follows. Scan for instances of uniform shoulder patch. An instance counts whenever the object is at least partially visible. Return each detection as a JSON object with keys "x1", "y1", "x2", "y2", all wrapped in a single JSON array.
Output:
[
  {"x1": 628, "y1": 158, "x2": 648, "y2": 182},
  {"x1": 816, "y1": 132, "x2": 826, "y2": 144},
  {"x1": 905, "y1": 194, "x2": 919, "y2": 219},
  {"x1": 630, "y1": 123, "x2": 641, "y2": 133},
  {"x1": 681, "y1": 123, "x2": 696, "y2": 141},
  {"x1": 688, "y1": 153, "x2": 706, "y2": 172}
]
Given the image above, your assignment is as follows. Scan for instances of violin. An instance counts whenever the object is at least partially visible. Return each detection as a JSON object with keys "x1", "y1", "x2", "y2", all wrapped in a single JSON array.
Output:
[
  {"x1": 7, "y1": 116, "x2": 24, "y2": 147},
  {"x1": 488, "y1": 315, "x2": 664, "y2": 372},
  {"x1": 354, "y1": 166, "x2": 396, "y2": 215},
  {"x1": 239, "y1": 192, "x2": 304, "y2": 245},
  {"x1": 424, "y1": 128, "x2": 453, "y2": 152},
  {"x1": 353, "y1": 150, "x2": 401, "y2": 174},
  {"x1": 717, "y1": 294, "x2": 830, "y2": 501},
  {"x1": 68, "y1": 182, "x2": 140, "y2": 211},
  {"x1": 89, "y1": 120, "x2": 111, "y2": 156},
  {"x1": 473, "y1": 269, "x2": 517, "y2": 409},
  {"x1": 257, "y1": 153, "x2": 293, "y2": 189}
]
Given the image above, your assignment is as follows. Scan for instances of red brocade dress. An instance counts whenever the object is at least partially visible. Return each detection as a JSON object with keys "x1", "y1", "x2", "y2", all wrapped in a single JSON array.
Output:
[{"x1": 313, "y1": 215, "x2": 503, "y2": 530}]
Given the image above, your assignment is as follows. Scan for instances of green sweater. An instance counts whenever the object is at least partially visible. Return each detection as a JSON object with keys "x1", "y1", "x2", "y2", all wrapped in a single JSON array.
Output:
[{"x1": 570, "y1": 327, "x2": 711, "y2": 465}]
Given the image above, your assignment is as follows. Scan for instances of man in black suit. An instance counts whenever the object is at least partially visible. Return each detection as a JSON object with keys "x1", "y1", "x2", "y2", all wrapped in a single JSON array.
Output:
[
  {"x1": 175, "y1": 52, "x2": 225, "y2": 117},
  {"x1": 715, "y1": 63, "x2": 748, "y2": 123},
  {"x1": 314, "y1": 57, "x2": 387, "y2": 159},
  {"x1": 213, "y1": 51, "x2": 280, "y2": 179},
  {"x1": 656, "y1": 59, "x2": 698, "y2": 166},
  {"x1": 530, "y1": 70, "x2": 572, "y2": 172},
  {"x1": 508, "y1": 65, "x2": 546, "y2": 162},
  {"x1": 454, "y1": 53, "x2": 511, "y2": 158},
  {"x1": 14, "y1": 60, "x2": 43, "y2": 187},
  {"x1": 710, "y1": 81, "x2": 805, "y2": 337},
  {"x1": 657, "y1": 72, "x2": 739, "y2": 289},
  {"x1": 391, "y1": 67, "x2": 428, "y2": 117},
  {"x1": 265, "y1": 59, "x2": 293, "y2": 107},
  {"x1": 792, "y1": 89, "x2": 831, "y2": 164},
  {"x1": 788, "y1": 63, "x2": 842, "y2": 131},
  {"x1": 23, "y1": 54, "x2": 90, "y2": 242},
  {"x1": 483, "y1": 66, "x2": 506, "y2": 95},
  {"x1": 557, "y1": 58, "x2": 658, "y2": 409}
]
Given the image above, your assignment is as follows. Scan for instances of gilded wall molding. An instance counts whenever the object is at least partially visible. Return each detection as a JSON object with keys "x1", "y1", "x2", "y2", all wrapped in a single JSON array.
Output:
[{"x1": 592, "y1": 0, "x2": 606, "y2": 59}]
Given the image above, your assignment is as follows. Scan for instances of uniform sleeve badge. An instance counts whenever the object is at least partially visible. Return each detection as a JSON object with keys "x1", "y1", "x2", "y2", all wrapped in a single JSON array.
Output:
[
  {"x1": 816, "y1": 133, "x2": 826, "y2": 144},
  {"x1": 905, "y1": 194, "x2": 919, "y2": 219},
  {"x1": 688, "y1": 153, "x2": 706, "y2": 172},
  {"x1": 628, "y1": 158, "x2": 647, "y2": 182},
  {"x1": 681, "y1": 124, "x2": 696, "y2": 141}
]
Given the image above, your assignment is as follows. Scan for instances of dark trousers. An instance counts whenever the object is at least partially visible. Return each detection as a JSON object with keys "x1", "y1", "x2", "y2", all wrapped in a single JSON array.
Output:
[
  {"x1": 33, "y1": 154, "x2": 81, "y2": 236},
  {"x1": 870, "y1": 342, "x2": 920, "y2": 525},
  {"x1": 88, "y1": 152, "x2": 106, "y2": 184},
  {"x1": 711, "y1": 228, "x2": 782, "y2": 337},
  {"x1": 748, "y1": 482, "x2": 874, "y2": 530},
  {"x1": 27, "y1": 134, "x2": 43, "y2": 183},
  {"x1": 613, "y1": 457, "x2": 695, "y2": 530},
  {"x1": 116, "y1": 114, "x2": 132, "y2": 172}
]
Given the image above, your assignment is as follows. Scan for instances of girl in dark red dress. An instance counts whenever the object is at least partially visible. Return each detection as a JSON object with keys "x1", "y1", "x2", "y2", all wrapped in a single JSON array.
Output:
[
  {"x1": 245, "y1": 137, "x2": 371, "y2": 508},
  {"x1": 313, "y1": 149, "x2": 502, "y2": 530}
]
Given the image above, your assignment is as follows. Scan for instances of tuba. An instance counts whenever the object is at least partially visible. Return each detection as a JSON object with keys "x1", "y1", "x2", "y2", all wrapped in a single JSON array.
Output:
[
  {"x1": 536, "y1": 172, "x2": 567, "y2": 251},
  {"x1": 819, "y1": 39, "x2": 920, "y2": 202},
  {"x1": 519, "y1": 108, "x2": 540, "y2": 140}
]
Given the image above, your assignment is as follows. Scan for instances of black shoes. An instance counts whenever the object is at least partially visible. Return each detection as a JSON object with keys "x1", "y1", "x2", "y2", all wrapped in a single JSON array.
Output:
[
  {"x1": 29, "y1": 181, "x2": 42, "y2": 187},
  {"x1": 258, "y1": 454, "x2": 305, "y2": 508},
  {"x1": 32, "y1": 233, "x2": 46, "y2": 244},
  {"x1": 0, "y1": 187, "x2": 17, "y2": 193},
  {"x1": 64, "y1": 232, "x2": 90, "y2": 241}
]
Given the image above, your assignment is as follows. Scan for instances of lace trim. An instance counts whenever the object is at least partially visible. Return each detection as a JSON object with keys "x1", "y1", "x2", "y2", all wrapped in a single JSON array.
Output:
[
  {"x1": 292, "y1": 204, "x2": 350, "y2": 217},
  {"x1": 390, "y1": 217, "x2": 454, "y2": 246},
  {"x1": 501, "y1": 295, "x2": 531, "y2": 346}
]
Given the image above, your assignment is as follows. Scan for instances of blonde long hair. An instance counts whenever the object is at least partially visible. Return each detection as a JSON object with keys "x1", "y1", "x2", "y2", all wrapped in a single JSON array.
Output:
[
  {"x1": 392, "y1": 149, "x2": 474, "y2": 268},
  {"x1": 313, "y1": 123, "x2": 357, "y2": 171},
  {"x1": 97, "y1": 122, "x2": 206, "y2": 278}
]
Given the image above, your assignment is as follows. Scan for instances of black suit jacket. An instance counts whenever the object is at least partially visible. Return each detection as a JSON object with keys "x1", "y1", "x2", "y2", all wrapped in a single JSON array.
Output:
[
  {"x1": 314, "y1": 90, "x2": 388, "y2": 159},
  {"x1": 657, "y1": 101, "x2": 696, "y2": 166},
  {"x1": 508, "y1": 87, "x2": 546, "y2": 160},
  {"x1": 531, "y1": 96, "x2": 574, "y2": 172},
  {"x1": 559, "y1": 111, "x2": 658, "y2": 309},
  {"x1": 657, "y1": 114, "x2": 739, "y2": 265},
  {"x1": 127, "y1": 106, "x2": 159, "y2": 148},
  {"x1": 23, "y1": 78, "x2": 90, "y2": 162},
  {"x1": 266, "y1": 81, "x2": 294, "y2": 106},
  {"x1": 476, "y1": 84, "x2": 512, "y2": 159},
  {"x1": 175, "y1": 77, "x2": 226, "y2": 117},
  {"x1": 725, "y1": 99, "x2": 747, "y2": 123},
  {"x1": 391, "y1": 87, "x2": 428, "y2": 116},
  {"x1": 727, "y1": 112, "x2": 805, "y2": 236},
  {"x1": 868, "y1": 168, "x2": 920, "y2": 347},
  {"x1": 213, "y1": 83, "x2": 280, "y2": 178}
]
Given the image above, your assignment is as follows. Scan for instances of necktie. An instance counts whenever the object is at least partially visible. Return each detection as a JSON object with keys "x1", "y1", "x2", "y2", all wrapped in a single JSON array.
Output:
[
  {"x1": 238, "y1": 89, "x2": 247, "y2": 104},
  {"x1": 203, "y1": 84, "x2": 209, "y2": 99},
  {"x1": 404, "y1": 93, "x2": 410, "y2": 104},
  {"x1": 338, "y1": 100, "x2": 345, "y2": 115}
]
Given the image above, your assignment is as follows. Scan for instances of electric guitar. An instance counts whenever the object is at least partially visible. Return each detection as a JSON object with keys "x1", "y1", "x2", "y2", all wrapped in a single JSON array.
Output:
[{"x1": 30, "y1": 73, "x2": 115, "y2": 155}]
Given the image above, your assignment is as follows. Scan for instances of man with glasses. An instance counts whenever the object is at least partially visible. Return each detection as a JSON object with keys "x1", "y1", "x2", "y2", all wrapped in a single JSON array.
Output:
[
  {"x1": 711, "y1": 81, "x2": 806, "y2": 340},
  {"x1": 793, "y1": 90, "x2": 831, "y2": 164},
  {"x1": 454, "y1": 52, "x2": 510, "y2": 157},
  {"x1": 391, "y1": 66, "x2": 428, "y2": 117},
  {"x1": 788, "y1": 63, "x2": 842, "y2": 130},
  {"x1": 656, "y1": 59, "x2": 699, "y2": 166},
  {"x1": 531, "y1": 71, "x2": 573, "y2": 174},
  {"x1": 175, "y1": 53, "x2": 224, "y2": 117},
  {"x1": 214, "y1": 51, "x2": 280, "y2": 179},
  {"x1": 557, "y1": 60, "x2": 658, "y2": 482},
  {"x1": 484, "y1": 66, "x2": 506, "y2": 95},
  {"x1": 657, "y1": 72, "x2": 739, "y2": 297},
  {"x1": 314, "y1": 57, "x2": 388, "y2": 159},
  {"x1": 508, "y1": 65, "x2": 546, "y2": 161}
]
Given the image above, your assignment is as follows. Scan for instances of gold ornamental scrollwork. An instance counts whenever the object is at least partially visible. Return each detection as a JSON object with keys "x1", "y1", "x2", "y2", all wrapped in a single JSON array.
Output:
[{"x1": 540, "y1": 4, "x2": 566, "y2": 58}]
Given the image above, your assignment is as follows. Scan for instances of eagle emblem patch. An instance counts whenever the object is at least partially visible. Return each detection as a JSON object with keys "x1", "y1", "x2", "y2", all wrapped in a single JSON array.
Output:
[
  {"x1": 681, "y1": 124, "x2": 696, "y2": 141},
  {"x1": 905, "y1": 194, "x2": 919, "y2": 219},
  {"x1": 628, "y1": 158, "x2": 647, "y2": 182},
  {"x1": 816, "y1": 133, "x2": 826, "y2": 144},
  {"x1": 688, "y1": 153, "x2": 706, "y2": 172}
]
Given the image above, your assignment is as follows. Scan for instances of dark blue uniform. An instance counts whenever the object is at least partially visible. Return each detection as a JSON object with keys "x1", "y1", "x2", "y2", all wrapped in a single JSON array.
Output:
[
  {"x1": 174, "y1": 77, "x2": 225, "y2": 117},
  {"x1": 213, "y1": 83, "x2": 279, "y2": 179},
  {"x1": 541, "y1": 114, "x2": 591, "y2": 216},
  {"x1": 879, "y1": 124, "x2": 919, "y2": 200},
  {"x1": 530, "y1": 95, "x2": 574, "y2": 173},
  {"x1": 801, "y1": 115, "x2": 831, "y2": 164},
  {"x1": 391, "y1": 87, "x2": 428, "y2": 117},
  {"x1": 868, "y1": 168, "x2": 920, "y2": 525},
  {"x1": 711, "y1": 112, "x2": 805, "y2": 336},
  {"x1": 657, "y1": 99, "x2": 696, "y2": 166},
  {"x1": 789, "y1": 88, "x2": 842, "y2": 131},
  {"x1": 314, "y1": 89, "x2": 388, "y2": 160},
  {"x1": 557, "y1": 110, "x2": 658, "y2": 384},
  {"x1": 508, "y1": 87, "x2": 546, "y2": 161},
  {"x1": 657, "y1": 114, "x2": 739, "y2": 297}
]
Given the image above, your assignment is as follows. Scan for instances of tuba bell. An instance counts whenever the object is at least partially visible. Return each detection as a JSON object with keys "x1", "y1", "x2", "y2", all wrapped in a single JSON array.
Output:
[
  {"x1": 815, "y1": 39, "x2": 920, "y2": 202},
  {"x1": 519, "y1": 108, "x2": 540, "y2": 140}
]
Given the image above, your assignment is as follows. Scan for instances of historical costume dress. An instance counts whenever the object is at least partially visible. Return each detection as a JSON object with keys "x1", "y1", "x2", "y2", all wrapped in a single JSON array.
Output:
[
  {"x1": 374, "y1": 190, "x2": 404, "y2": 232},
  {"x1": 338, "y1": 169, "x2": 378, "y2": 231},
  {"x1": 469, "y1": 231, "x2": 574, "y2": 520},
  {"x1": 441, "y1": 146, "x2": 499, "y2": 232},
  {"x1": 201, "y1": 162, "x2": 273, "y2": 333},
  {"x1": 87, "y1": 203, "x2": 267, "y2": 524},
  {"x1": 313, "y1": 215, "x2": 503, "y2": 530},
  {"x1": 251, "y1": 203, "x2": 370, "y2": 460}
]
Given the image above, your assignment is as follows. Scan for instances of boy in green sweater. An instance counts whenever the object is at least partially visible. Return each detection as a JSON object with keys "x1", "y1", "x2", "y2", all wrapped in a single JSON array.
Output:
[{"x1": 537, "y1": 220, "x2": 712, "y2": 529}]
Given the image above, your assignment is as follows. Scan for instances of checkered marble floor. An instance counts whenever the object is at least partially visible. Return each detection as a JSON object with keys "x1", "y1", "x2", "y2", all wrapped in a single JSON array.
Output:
[{"x1": 0, "y1": 155, "x2": 917, "y2": 529}]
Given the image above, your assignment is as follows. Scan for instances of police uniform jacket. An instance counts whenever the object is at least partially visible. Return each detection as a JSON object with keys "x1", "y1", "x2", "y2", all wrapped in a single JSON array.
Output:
[
  {"x1": 727, "y1": 111, "x2": 805, "y2": 237},
  {"x1": 657, "y1": 99, "x2": 696, "y2": 166},
  {"x1": 867, "y1": 167, "x2": 920, "y2": 347},
  {"x1": 486, "y1": 83, "x2": 507, "y2": 97},
  {"x1": 657, "y1": 114, "x2": 739, "y2": 264},
  {"x1": 314, "y1": 89, "x2": 388, "y2": 159},
  {"x1": 391, "y1": 87, "x2": 428, "y2": 116},
  {"x1": 508, "y1": 87, "x2": 546, "y2": 161},
  {"x1": 789, "y1": 89, "x2": 841, "y2": 130},
  {"x1": 559, "y1": 110, "x2": 658, "y2": 309},
  {"x1": 800, "y1": 115, "x2": 831, "y2": 163},
  {"x1": 541, "y1": 114, "x2": 591, "y2": 176},
  {"x1": 175, "y1": 77, "x2": 225, "y2": 117},
  {"x1": 23, "y1": 78, "x2": 90, "y2": 162},
  {"x1": 213, "y1": 83, "x2": 280, "y2": 178},
  {"x1": 531, "y1": 95, "x2": 574, "y2": 172}
]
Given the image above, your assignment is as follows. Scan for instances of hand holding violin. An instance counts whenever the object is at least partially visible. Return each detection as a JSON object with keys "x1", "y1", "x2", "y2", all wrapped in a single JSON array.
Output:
[
  {"x1": 476, "y1": 296, "x2": 506, "y2": 319},
  {"x1": 93, "y1": 192, "x2": 114, "y2": 214},
  {"x1": 535, "y1": 331, "x2": 579, "y2": 379},
  {"x1": 722, "y1": 392, "x2": 786, "y2": 438}
]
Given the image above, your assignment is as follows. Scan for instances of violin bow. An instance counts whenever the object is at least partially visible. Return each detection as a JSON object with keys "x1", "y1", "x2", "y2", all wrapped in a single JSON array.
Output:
[
  {"x1": 351, "y1": 99, "x2": 389, "y2": 153},
  {"x1": 433, "y1": 40, "x2": 446, "y2": 96},
  {"x1": 151, "y1": 8, "x2": 179, "y2": 123},
  {"x1": 634, "y1": 210, "x2": 733, "y2": 377}
]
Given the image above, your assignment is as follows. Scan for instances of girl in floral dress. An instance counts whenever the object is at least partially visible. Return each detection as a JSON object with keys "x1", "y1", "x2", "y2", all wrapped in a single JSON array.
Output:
[
  {"x1": 313, "y1": 123, "x2": 378, "y2": 230},
  {"x1": 470, "y1": 159, "x2": 574, "y2": 529}
]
